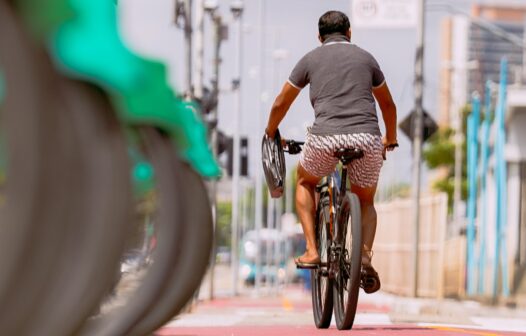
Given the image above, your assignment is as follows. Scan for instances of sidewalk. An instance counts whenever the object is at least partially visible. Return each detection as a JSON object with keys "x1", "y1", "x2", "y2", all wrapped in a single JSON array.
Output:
[{"x1": 359, "y1": 289, "x2": 526, "y2": 332}]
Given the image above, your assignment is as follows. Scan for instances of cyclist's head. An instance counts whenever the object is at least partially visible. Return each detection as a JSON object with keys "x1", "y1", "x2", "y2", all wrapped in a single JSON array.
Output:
[{"x1": 318, "y1": 11, "x2": 350, "y2": 42}]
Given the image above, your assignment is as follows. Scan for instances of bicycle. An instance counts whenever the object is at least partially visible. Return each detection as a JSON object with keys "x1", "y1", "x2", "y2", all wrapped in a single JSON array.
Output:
[
  {"x1": 284, "y1": 139, "x2": 363, "y2": 330},
  {"x1": 262, "y1": 128, "x2": 397, "y2": 330}
]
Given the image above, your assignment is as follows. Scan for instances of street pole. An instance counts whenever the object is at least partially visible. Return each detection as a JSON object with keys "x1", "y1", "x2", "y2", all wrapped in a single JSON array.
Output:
[
  {"x1": 184, "y1": 0, "x2": 193, "y2": 97},
  {"x1": 230, "y1": 0, "x2": 244, "y2": 297},
  {"x1": 254, "y1": 0, "x2": 266, "y2": 295},
  {"x1": 523, "y1": 18, "x2": 526, "y2": 85},
  {"x1": 275, "y1": 196, "x2": 283, "y2": 293},
  {"x1": 207, "y1": 7, "x2": 222, "y2": 301},
  {"x1": 453, "y1": 94, "x2": 463, "y2": 232},
  {"x1": 266, "y1": 198, "x2": 274, "y2": 291},
  {"x1": 194, "y1": 0, "x2": 205, "y2": 98},
  {"x1": 193, "y1": 2, "x2": 208, "y2": 298},
  {"x1": 411, "y1": 0, "x2": 426, "y2": 298}
]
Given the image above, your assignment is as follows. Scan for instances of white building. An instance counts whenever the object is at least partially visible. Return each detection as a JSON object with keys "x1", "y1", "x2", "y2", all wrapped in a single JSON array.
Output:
[{"x1": 506, "y1": 86, "x2": 526, "y2": 300}]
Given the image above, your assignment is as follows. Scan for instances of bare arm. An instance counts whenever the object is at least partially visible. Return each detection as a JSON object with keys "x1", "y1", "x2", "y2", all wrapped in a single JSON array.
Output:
[
  {"x1": 265, "y1": 82, "x2": 301, "y2": 138},
  {"x1": 373, "y1": 82, "x2": 397, "y2": 146}
]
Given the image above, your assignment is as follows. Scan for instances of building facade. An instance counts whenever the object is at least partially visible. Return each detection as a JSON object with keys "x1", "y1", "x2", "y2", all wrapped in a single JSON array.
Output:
[
  {"x1": 439, "y1": 4, "x2": 525, "y2": 127},
  {"x1": 439, "y1": 4, "x2": 526, "y2": 302}
]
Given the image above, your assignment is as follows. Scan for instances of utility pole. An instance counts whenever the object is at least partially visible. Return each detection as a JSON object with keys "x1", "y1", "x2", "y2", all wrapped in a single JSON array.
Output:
[
  {"x1": 411, "y1": 0, "x2": 426, "y2": 298},
  {"x1": 453, "y1": 70, "x2": 463, "y2": 232},
  {"x1": 523, "y1": 18, "x2": 526, "y2": 85},
  {"x1": 194, "y1": 5, "x2": 211, "y2": 300},
  {"x1": 194, "y1": 0, "x2": 205, "y2": 98},
  {"x1": 175, "y1": 0, "x2": 194, "y2": 97},
  {"x1": 230, "y1": 0, "x2": 244, "y2": 297},
  {"x1": 184, "y1": 0, "x2": 193, "y2": 97},
  {"x1": 254, "y1": 0, "x2": 266, "y2": 295},
  {"x1": 203, "y1": 1, "x2": 222, "y2": 300}
]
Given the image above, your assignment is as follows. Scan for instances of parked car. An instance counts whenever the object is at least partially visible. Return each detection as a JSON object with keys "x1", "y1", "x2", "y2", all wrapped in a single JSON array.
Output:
[{"x1": 239, "y1": 229, "x2": 287, "y2": 286}]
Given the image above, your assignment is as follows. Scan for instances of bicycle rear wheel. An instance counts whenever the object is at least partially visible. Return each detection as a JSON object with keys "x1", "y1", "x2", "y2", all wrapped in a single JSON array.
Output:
[
  {"x1": 310, "y1": 195, "x2": 333, "y2": 328},
  {"x1": 333, "y1": 192, "x2": 362, "y2": 330}
]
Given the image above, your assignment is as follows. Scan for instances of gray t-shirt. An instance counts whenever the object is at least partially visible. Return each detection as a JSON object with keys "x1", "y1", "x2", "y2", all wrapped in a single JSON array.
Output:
[{"x1": 288, "y1": 35, "x2": 385, "y2": 136}]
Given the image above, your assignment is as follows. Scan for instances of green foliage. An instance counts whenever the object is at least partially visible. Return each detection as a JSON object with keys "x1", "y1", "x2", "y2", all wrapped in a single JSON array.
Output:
[
  {"x1": 216, "y1": 201, "x2": 232, "y2": 248},
  {"x1": 422, "y1": 104, "x2": 474, "y2": 212},
  {"x1": 423, "y1": 128, "x2": 455, "y2": 168}
]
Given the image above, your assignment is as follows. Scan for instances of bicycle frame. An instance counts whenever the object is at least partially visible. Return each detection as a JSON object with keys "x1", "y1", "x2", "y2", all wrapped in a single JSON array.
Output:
[{"x1": 335, "y1": 166, "x2": 349, "y2": 243}]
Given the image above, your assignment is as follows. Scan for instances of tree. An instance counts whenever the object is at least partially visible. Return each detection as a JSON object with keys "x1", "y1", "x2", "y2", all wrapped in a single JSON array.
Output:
[
  {"x1": 423, "y1": 106, "x2": 472, "y2": 211},
  {"x1": 216, "y1": 201, "x2": 232, "y2": 248}
]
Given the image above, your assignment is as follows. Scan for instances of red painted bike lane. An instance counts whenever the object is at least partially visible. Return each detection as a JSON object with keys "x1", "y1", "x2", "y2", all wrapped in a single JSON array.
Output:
[
  {"x1": 155, "y1": 287, "x2": 526, "y2": 336},
  {"x1": 158, "y1": 325, "x2": 525, "y2": 336}
]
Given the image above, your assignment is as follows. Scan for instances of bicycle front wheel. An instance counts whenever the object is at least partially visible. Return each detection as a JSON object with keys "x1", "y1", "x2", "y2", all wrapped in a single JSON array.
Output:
[
  {"x1": 310, "y1": 196, "x2": 333, "y2": 328},
  {"x1": 333, "y1": 192, "x2": 362, "y2": 330}
]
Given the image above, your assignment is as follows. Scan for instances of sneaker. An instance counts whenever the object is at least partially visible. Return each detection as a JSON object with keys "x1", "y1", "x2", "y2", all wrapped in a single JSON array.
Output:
[{"x1": 361, "y1": 264, "x2": 381, "y2": 294}]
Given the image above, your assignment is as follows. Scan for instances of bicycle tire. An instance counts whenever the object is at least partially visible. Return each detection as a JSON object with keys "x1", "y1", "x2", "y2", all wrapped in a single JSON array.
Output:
[
  {"x1": 0, "y1": 2, "x2": 63, "y2": 308},
  {"x1": 16, "y1": 79, "x2": 134, "y2": 336},
  {"x1": 310, "y1": 195, "x2": 333, "y2": 329},
  {"x1": 0, "y1": 4, "x2": 132, "y2": 335},
  {"x1": 77, "y1": 127, "x2": 185, "y2": 336},
  {"x1": 127, "y1": 162, "x2": 212, "y2": 336},
  {"x1": 333, "y1": 192, "x2": 362, "y2": 330}
]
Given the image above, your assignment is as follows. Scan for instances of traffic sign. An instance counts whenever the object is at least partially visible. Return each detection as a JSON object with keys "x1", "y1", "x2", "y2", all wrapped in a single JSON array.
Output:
[
  {"x1": 399, "y1": 109, "x2": 438, "y2": 143},
  {"x1": 351, "y1": 0, "x2": 417, "y2": 29}
]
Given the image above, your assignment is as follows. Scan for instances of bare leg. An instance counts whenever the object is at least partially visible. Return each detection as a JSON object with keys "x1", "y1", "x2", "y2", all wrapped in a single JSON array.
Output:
[
  {"x1": 350, "y1": 184, "x2": 378, "y2": 265},
  {"x1": 295, "y1": 164, "x2": 321, "y2": 263}
]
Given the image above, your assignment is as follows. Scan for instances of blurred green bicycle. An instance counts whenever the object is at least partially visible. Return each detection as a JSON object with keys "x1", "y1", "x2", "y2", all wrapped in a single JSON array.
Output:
[{"x1": 0, "y1": 1, "x2": 217, "y2": 335}]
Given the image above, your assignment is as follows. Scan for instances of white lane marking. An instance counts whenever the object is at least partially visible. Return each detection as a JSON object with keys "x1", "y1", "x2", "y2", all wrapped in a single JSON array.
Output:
[
  {"x1": 471, "y1": 317, "x2": 526, "y2": 333},
  {"x1": 165, "y1": 313, "x2": 244, "y2": 327},
  {"x1": 419, "y1": 319, "x2": 526, "y2": 333},
  {"x1": 331, "y1": 313, "x2": 392, "y2": 326}
]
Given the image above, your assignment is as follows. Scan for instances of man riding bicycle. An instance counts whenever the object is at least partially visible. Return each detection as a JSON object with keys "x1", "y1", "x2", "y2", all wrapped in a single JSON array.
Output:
[{"x1": 265, "y1": 10, "x2": 397, "y2": 294}]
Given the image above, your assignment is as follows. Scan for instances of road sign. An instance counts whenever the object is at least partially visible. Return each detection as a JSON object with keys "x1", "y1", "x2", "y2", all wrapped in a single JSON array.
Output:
[
  {"x1": 350, "y1": 0, "x2": 417, "y2": 29},
  {"x1": 399, "y1": 109, "x2": 439, "y2": 143}
]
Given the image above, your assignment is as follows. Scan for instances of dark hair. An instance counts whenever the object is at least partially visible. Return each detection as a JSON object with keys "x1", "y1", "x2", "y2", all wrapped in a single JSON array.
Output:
[{"x1": 318, "y1": 11, "x2": 350, "y2": 40}]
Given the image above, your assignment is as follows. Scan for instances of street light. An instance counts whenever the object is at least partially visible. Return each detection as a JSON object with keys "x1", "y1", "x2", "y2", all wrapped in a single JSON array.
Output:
[
  {"x1": 230, "y1": 0, "x2": 244, "y2": 297},
  {"x1": 203, "y1": 0, "x2": 222, "y2": 301},
  {"x1": 203, "y1": 0, "x2": 218, "y2": 13},
  {"x1": 230, "y1": 0, "x2": 243, "y2": 17}
]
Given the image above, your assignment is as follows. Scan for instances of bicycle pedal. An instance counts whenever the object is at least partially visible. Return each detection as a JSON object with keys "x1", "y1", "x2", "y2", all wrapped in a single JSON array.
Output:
[{"x1": 360, "y1": 273, "x2": 381, "y2": 294}]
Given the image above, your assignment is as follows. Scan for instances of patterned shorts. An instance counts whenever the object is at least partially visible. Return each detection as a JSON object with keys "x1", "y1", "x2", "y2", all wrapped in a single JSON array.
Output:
[{"x1": 299, "y1": 131, "x2": 384, "y2": 188}]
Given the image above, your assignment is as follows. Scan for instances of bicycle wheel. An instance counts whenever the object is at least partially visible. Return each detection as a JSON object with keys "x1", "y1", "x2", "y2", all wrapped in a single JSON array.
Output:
[
  {"x1": 333, "y1": 192, "x2": 362, "y2": 330},
  {"x1": 127, "y1": 162, "x2": 212, "y2": 336},
  {"x1": 261, "y1": 129, "x2": 285, "y2": 198},
  {"x1": 310, "y1": 195, "x2": 333, "y2": 328},
  {"x1": 0, "y1": 4, "x2": 131, "y2": 335},
  {"x1": 77, "y1": 127, "x2": 186, "y2": 336}
]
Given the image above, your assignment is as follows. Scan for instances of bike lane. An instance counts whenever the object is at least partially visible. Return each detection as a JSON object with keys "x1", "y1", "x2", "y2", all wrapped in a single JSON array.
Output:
[{"x1": 155, "y1": 286, "x2": 526, "y2": 336}]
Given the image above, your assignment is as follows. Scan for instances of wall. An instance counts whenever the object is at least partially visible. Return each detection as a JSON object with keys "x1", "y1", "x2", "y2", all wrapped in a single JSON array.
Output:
[{"x1": 374, "y1": 194, "x2": 448, "y2": 298}]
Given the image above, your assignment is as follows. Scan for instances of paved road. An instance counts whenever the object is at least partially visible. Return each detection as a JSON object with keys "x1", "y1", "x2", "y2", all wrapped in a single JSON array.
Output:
[{"x1": 155, "y1": 282, "x2": 526, "y2": 336}]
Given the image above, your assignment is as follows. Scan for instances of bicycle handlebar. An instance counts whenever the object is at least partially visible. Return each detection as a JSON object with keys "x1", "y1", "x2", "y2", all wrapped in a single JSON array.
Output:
[
  {"x1": 382, "y1": 143, "x2": 399, "y2": 160},
  {"x1": 283, "y1": 139, "x2": 399, "y2": 159},
  {"x1": 283, "y1": 139, "x2": 304, "y2": 155}
]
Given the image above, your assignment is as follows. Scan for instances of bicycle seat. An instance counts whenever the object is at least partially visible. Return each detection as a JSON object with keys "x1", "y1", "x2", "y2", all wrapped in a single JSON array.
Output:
[{"x1": 334, "y1": 148, "x2": 364, "y2": 165}]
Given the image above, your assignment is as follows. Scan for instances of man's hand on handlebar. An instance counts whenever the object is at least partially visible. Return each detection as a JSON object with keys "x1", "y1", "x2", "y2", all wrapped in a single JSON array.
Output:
[
  {"x1": 284, "y1": 140, "x2": 304, "y2": 155},
  {"x1": 382, "y1": 135, "x2": 399, "y2": 160}
]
